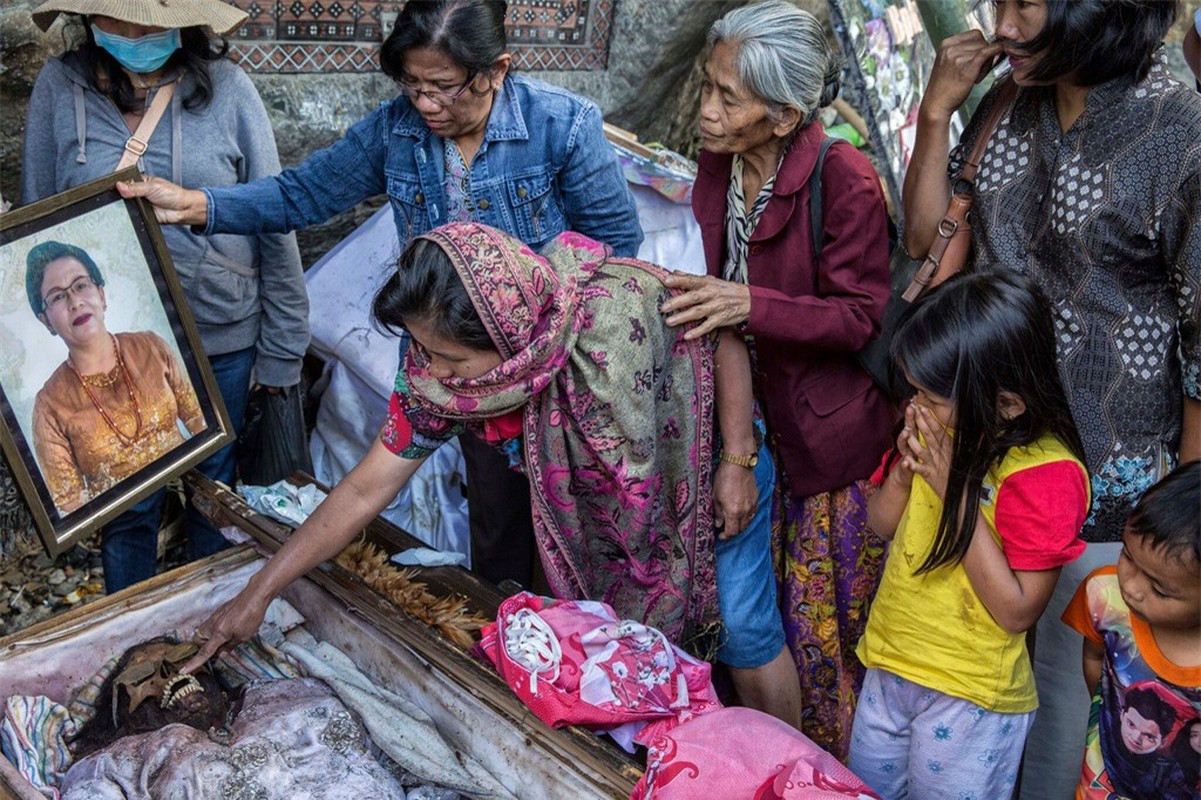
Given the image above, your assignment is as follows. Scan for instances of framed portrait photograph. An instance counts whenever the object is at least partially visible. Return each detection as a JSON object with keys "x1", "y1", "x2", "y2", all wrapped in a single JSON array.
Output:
[{"x1": 0, "y1": 169, "x2": 232, "y2": 556}]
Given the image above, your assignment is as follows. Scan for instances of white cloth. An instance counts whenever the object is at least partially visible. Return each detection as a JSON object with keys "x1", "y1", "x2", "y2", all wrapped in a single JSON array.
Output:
[
  {"x1": 279, "y1": 639, "x2": 513, "y2": 799},
  {"x1": 60, "y1": 678, "x2": 407, "y2": 800}
]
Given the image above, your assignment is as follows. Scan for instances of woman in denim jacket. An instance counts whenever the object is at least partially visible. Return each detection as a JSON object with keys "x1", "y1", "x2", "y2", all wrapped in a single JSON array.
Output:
[{"x1": 124, "y1": 0, "x2": 642, "y2": 593}]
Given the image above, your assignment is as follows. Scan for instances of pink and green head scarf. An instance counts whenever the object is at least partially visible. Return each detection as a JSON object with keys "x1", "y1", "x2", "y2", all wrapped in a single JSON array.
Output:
[{"x1": 404, "y1": 222, "x2": 719, "y2": 648}]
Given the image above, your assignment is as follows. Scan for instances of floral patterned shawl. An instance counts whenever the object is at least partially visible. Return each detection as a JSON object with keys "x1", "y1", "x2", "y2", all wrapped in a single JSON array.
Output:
[{"x1": 403, "y1": 223, "x2": 718, "y2": 646}]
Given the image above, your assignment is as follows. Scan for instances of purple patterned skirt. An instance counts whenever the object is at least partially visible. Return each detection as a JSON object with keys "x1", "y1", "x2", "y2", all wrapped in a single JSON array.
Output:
[{"x1": 771, "y1": 476, "x2": 884, "y2": 761}]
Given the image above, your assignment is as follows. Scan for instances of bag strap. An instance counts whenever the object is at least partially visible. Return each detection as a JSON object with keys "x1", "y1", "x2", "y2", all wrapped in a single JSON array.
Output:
[
  {"x1": 807, "y1": 135, "x2": 839, "y2": 262},
  {"x1": 960, "y1": 77, "x2": 1017, "y2": 183},
  {"x1": 115, "y1": 81, "x2": 176, "y2": 172},
  {"x1": 900, "y1": 77, "x2": 1019, "y2": 302}
]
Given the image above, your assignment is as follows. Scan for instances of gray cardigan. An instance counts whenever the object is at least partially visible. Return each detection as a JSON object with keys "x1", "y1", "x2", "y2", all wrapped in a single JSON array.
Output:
[{"x1": 20, "y1": 54, "x2": 309, "y2": 386}]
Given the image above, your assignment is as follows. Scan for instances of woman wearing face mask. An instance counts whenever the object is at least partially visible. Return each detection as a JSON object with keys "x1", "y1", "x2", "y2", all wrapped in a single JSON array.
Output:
[
  {"x1": 902, "y1": 1, "x2": 1200, "y2": 796},
  {"x1": 20, "y1": 0, "x2": 310, "y2": 594},
  {"x1": 118, "y1": 0, "x2": 642, "y2": 594}
]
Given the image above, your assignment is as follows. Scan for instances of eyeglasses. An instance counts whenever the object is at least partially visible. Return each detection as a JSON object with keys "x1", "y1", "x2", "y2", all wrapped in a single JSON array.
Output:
[
  {"x1": 42, "y1": 276, "x2": 98, "y2": 312},
  {"x1": 396, "y1": 74, "x2": 478, "y2": 108}
]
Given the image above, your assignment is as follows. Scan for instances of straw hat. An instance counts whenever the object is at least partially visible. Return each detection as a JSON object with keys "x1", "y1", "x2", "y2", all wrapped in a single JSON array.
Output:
[{"x1": 32, "y1": 0, "x2": 249, "y2": 35}]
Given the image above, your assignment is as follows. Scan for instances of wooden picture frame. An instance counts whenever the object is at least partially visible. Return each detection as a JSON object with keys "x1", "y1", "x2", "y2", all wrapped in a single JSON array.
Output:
[{"x1": 0, "y1": 169, "x2": 232, "y2": 556}]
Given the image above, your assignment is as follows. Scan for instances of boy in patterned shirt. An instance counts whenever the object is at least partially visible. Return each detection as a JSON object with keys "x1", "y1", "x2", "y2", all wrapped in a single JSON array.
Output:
[{"x1": 1062, "y1": 461, "x2": 1200, "y2": 800}]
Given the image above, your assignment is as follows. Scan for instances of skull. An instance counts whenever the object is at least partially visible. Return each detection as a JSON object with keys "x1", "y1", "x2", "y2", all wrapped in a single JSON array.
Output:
[
  {"x1": 112, "y1": 641, "x2": 204, "y2": 726},
  {"x1": 73, "y1": 637, "x2": 230, "y2": 761}
]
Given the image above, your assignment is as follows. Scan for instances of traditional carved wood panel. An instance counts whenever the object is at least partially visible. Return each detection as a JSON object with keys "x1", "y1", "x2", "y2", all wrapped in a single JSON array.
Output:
[{"x1": 227, "y1": 0, "x2": 614, "y2": 73}]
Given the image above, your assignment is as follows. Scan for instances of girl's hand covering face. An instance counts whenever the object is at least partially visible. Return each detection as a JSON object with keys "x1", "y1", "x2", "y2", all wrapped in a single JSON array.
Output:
[
  {"x1": 888, "y1": 404, "x2": 921, "y2": 489},
  {"x1": 902, "y1": 403, "x2": 954, "y2": 500}
]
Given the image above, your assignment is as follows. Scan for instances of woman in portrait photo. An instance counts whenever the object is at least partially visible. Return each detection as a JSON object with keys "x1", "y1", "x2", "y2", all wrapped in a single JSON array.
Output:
[{"x1": 26, "y1": 240, "x2": 205, "y2": 516}]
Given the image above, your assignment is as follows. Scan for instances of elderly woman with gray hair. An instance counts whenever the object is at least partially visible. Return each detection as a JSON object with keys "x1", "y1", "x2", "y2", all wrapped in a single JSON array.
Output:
[{"x1": 662, "y1": 0, "x2": 895, "y2": 757}]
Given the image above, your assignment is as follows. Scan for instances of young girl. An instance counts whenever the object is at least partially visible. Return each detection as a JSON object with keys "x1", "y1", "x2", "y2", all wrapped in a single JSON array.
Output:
[{"x1": 848, "y1": 272, "x2": 1090, "y2": 799}]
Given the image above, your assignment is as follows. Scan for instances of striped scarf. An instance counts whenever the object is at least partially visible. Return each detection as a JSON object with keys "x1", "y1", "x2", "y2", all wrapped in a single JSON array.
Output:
[{"x1": 721, "y1": 153, "x2": 780, "y2": 285}]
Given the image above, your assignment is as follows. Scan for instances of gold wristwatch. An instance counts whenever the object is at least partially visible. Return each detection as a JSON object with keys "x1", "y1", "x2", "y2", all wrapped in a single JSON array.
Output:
[{"x1": 719, "y1": 450, "x2": 759, "y2": 468}]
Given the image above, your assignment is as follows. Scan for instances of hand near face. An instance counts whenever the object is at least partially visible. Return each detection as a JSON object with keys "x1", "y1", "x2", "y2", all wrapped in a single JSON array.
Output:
[
  {"x1": 178, "y1": 588, "x2": 271, "y2": 674},
  {"x1": 925, "y1": 30, "x2": 1005, "y2": 119},
  {"x1": 661, "y1": 272, "x2": 752, "y2": 340},
  {"x1": 901, "y1": 403, "x2": 954, "y2": 500},
  {"x1": 887, "y1": 403, "x2": 922, "y2": 489}
]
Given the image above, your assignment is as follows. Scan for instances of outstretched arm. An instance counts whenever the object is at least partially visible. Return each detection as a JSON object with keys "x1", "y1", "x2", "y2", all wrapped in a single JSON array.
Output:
[
  {"x1": 559, "y1": 103, "x2": 644, "y2": 257},
  {"x1": 116, "y1": 177, "x2": 208, "y2": 226},
  {"x1": 181, "y1": 437, "x2": 427, "y2": 671}
]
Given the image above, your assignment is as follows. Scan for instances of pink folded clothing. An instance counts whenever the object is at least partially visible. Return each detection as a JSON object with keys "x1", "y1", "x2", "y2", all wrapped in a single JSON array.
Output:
[
  {"x1": 475, "y1": 592, "x2": 722, "y2": 745},
  {"x1": 632, "y1": 708, "x2": 882, "y2": 800}
]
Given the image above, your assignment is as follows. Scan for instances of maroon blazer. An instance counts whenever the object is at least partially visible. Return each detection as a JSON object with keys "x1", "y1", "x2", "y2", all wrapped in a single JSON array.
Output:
[{"x1": 693, "y1": 122, "x2": 897, "y2": 497}]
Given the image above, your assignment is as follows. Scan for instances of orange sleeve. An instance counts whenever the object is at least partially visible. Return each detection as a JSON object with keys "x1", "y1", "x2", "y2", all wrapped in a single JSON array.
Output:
[
  {"x1": 162, "y1": 339, "x2": 206, "y2": 435},
  {"x1": 32, "y1": 395, "x2": 87, "y2": 515},
  {"x1": 1061, "y1": 570, "x2": 1106, "y2": 646}
]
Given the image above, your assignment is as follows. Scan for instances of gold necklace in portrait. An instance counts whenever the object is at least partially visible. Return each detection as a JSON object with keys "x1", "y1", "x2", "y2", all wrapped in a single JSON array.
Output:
[{"x1": 69, "y1": 333, "x2": 144, "y2": 447}]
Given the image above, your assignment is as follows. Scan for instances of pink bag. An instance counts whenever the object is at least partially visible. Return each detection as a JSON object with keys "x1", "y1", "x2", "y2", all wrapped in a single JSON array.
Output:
[
  {"x1": 475, "y1": 593, "x2": 722, "y2": 743},
  {"x1": 631, "y1": 708, "x2": 881, "y2": 800}
]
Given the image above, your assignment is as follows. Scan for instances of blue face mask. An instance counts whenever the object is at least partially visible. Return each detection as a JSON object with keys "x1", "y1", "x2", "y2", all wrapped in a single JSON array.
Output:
[{"x1": 91, "y1": 24, "x2": 181, "y2": 74}]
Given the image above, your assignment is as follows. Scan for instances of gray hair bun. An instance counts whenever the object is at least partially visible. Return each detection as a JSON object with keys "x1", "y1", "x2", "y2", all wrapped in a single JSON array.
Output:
[{"x1": 820, "y1": 58, "x2": 842, "y2": 108}]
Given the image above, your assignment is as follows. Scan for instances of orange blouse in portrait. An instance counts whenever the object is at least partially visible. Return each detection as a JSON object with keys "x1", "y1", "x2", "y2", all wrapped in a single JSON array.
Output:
[{"x1": 31, "y1": 331, "x2": 206, "y2": 515}]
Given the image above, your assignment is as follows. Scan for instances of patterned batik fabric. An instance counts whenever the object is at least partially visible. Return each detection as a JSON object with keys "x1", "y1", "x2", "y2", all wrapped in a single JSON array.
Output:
[
  {"x1": 771, "y1": 476, "x2": 884, "y2": 762},
  {"x1": 1062, "y1": 566, "x2": 1201, "y2": 800},
  {"x1": 399, "y1": 223, "x2": 719, "y2": 647},
  {"x1": 950, "y1": 53, "x2": 1201, "y2": 542}
]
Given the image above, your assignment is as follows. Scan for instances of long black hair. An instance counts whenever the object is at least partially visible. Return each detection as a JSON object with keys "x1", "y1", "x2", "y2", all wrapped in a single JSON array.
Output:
[
  {"x1": 372, "y1": 238, "x2": 495, "y2": 352},
  {"x1": 64, "y1": 16, "x2": 230, "y2": 114},
  {"x1": 380, "y1": 0, "x2": 508, "y2": 84},
  {"x1": 1013, "y1": 0, "x2": 1178, "y2": 87},
  {"x1": 890, "y1": 270, "x2": 1089, "y2": 573}
]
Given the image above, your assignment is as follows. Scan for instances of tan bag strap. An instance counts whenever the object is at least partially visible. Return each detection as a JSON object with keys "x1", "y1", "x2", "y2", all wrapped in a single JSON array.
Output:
[
  {"x1": 900, "y1": 78, "x2": 1019, "y2": 302},
  {"x1": 115, "y1": 81, "x2": 176, "y2": 172},
  {"x1": 960, "y1": 78, "x2": 1018, "y2": 183}
]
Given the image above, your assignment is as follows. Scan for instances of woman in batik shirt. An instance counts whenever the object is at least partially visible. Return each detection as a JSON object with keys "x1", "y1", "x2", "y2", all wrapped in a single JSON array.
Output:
[
  {"x1": 901, "y1": 2, "x2": 1200, "y2": 797},
  {"x1": 27, "y1": 241, "x2": 205, "y2": 516}
]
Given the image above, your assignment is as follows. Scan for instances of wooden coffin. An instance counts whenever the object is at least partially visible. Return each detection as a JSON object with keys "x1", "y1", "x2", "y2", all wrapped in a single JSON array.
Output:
[{"x1": 0, "y1": 474, "x2": 641, "y2": 800}]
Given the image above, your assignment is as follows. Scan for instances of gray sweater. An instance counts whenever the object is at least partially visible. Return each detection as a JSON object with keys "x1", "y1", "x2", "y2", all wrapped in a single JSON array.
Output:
[{"x1": 21, "y1": 54, "x2": 309, "y2": 386}]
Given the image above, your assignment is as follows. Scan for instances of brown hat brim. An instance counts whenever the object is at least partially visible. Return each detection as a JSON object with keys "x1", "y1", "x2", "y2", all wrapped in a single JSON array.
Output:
[{"x1": 32, "y1": 0, "x2": 248, "y2": 35}]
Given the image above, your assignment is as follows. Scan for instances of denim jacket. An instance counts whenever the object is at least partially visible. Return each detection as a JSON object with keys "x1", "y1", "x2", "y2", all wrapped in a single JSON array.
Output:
[{"x1": 204, "y1": 75, "x2": 643, "y2": 256}]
